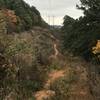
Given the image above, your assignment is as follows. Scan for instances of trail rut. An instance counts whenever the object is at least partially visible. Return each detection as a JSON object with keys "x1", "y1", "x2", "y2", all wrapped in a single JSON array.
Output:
[
  {"x1": 34, "y1": 70, "x2": 65, "y2": 100},
  {"x1": 34, "y1": 34, "x2": 66, "y2": 100}
]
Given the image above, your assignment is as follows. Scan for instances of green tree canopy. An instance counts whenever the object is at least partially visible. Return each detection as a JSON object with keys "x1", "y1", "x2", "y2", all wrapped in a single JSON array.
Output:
[
  {"x1": 62, "y1": 0, "x2": 100, "y2": 62},
  {"x1": 0, "y1": 0, "x2": 48, "y2": 31}
]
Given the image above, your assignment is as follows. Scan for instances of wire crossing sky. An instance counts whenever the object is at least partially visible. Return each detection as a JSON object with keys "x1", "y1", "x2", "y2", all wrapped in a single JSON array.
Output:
[{"x1": 24, "y1": 0, "x2": 83, "y2": 25}]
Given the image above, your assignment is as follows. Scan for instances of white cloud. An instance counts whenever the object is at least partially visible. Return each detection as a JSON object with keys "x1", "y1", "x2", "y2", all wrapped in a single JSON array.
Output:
[{"x1": 24, "y1": 0, "x2": 83, "y2": 25}]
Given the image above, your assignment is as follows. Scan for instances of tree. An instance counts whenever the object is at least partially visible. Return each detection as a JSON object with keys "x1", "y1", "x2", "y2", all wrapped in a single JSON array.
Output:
[
  {"x1": 77, "y1": 0, "x2": 100, "y2": 23},
  {"x1": 0, "y1": 0, "x2": 47, "y2": 32},
  {"x1": 93, "y1": 40, "x2": 100, "y2": 59},
  {"x1": 62, "y1": 0, "x2": 100, "y2": 62}
]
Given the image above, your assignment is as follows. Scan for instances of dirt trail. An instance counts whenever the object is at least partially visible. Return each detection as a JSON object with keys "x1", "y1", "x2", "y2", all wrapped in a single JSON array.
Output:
[
  {"x1": 34, "y1": 34, "x2": 66, "y2": 100},
  {"x1": 34, "y1": 33, "x2": 95, "y2": 100},
  {"x1": 34, "y1": 70, "x2": 65, "y2": 100},
  {"x1": 49, "y1": 34, "x2": 61, "y2": 60},
  {"x1": 53, "y1": 43, "x2": 59, "y2": 58},
  {"x1": 34, "y1": 90, "x2": 55, "y2": 100},
  {"x1": 44, "y1": 70, "x2": 65, "y2": 89}
]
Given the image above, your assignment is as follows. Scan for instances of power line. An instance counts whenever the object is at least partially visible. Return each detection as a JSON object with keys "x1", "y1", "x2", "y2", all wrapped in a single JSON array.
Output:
[
  {"x1": 46, "y1": 0, "x2": 55, "y2": 26},
  {"x1": 53, "y1": 16, "x2": 55, "y2": 26}
]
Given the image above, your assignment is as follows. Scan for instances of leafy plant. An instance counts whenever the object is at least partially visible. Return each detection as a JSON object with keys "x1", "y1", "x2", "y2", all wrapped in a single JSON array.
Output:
[
  {"x1": 50, "y1": 70, "x2": 78, "y2": 100},
  {"x1": 62, "y1": 0, "x2": 100, "y2": 63}
]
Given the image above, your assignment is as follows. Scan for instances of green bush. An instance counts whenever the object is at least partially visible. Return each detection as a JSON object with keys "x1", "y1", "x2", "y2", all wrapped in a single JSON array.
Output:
[
  {"x1": 0, "y1": 36, "x2": 41, "y2": 99},
  {"x1": 0, "y1": 27, "x2": 53, "y2": 99},
  {"x1": 62, "y1": 0, "x2": 100, "y2": 63},
  {"x1": 47, "y1": 61, "x2": 62, "y2": 72},
  {"x1": 50, "y1": 70, "x2": 78, "y2": 100},
  {"x1": 0, "y1": 0, "x2": 47, "y2": 32}
]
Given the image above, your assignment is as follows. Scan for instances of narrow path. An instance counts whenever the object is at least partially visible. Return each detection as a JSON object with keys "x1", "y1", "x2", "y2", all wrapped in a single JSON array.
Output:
[
  {"x1": 49, "y1": 34, "x2": 61, "y2": 60},
  {"x1": 34, "y1": 34, "x2": 66, "y2": 100},
  {"x1": 34, "y1": 90, "x2": 55, "y2": 100},
  {"x1": 44, "y1": 70, "x2": 65, "y2": 89},
  {"x1": 53, "y1": 43, "x2": 59, "y2": 58},
  {"x1": 34, "y1": 33, "x2": 94, "y2": 100},
  {"x1": 34, "y1": 70, "x2": 65, "y2": 100}
]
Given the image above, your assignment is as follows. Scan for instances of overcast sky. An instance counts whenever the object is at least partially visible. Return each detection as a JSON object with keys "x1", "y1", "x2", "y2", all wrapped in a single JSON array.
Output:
[{"x1": 24, "y1": 0, "x2": 83, "y2": 25}]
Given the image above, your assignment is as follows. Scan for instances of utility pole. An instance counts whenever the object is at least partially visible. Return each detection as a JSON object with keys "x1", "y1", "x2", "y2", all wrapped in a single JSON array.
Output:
[
  {"x1": 48, "y1": 15, "x2": 50, "y2": 25},
  {"x1": 53, "y1": 15, "x2": 55, "y2": 27},
  {"x1": 49, "y1": 0, "x2": 51, "y2": 26}
]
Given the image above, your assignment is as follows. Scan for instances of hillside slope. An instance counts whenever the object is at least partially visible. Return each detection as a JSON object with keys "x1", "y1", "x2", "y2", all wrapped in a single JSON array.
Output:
[
  {"x1": 33, "y1": 34, "x2": 100, "y2": 100},
  {"x1": 1, "y1": 12, "x2": 100, "y2": 100},
  {"x1": 0, "y1": 23, "x2": 55, "y2": 99},
  {"x1": 0, "y1": 0, "x2": 100, "y2": 100},
  {"x1": 0, "y1": 0, "x2": 48, "y2": 32}
]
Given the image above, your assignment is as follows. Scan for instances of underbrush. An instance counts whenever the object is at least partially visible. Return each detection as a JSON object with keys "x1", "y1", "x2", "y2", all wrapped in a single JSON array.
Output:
[
  {"x1": 47, "y1": 60, "x2": 62, "y2": 72},
  {"x1": 0, "y1": 30, "x2": 53, "y2": 99},
  {"x1": 50, "y1": 70, "x2": 78, "y2": 100}
]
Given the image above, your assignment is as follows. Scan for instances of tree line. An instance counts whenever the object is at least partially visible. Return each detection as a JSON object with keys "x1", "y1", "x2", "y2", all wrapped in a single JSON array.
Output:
[
  {"x1": 62, "y1": 0, "x2": 100, "y2": 63},
  {"x1": 0, "y1": 0, "x2": 48, "y2": 31}
]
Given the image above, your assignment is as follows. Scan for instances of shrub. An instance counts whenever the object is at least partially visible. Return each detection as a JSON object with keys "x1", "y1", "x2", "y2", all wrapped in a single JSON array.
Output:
[{"x1": 50, "y1": 70, "x2": 78, "y2": 100}]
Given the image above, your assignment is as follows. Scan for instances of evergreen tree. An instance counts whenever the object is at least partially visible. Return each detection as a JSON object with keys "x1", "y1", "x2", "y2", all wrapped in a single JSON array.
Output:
[
  {"x1": 62, "y1": 0, "x2": 100, "y2": 62},
  {"x1": 0, "y1": 0, "x2": 47, "y2": 31}
]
